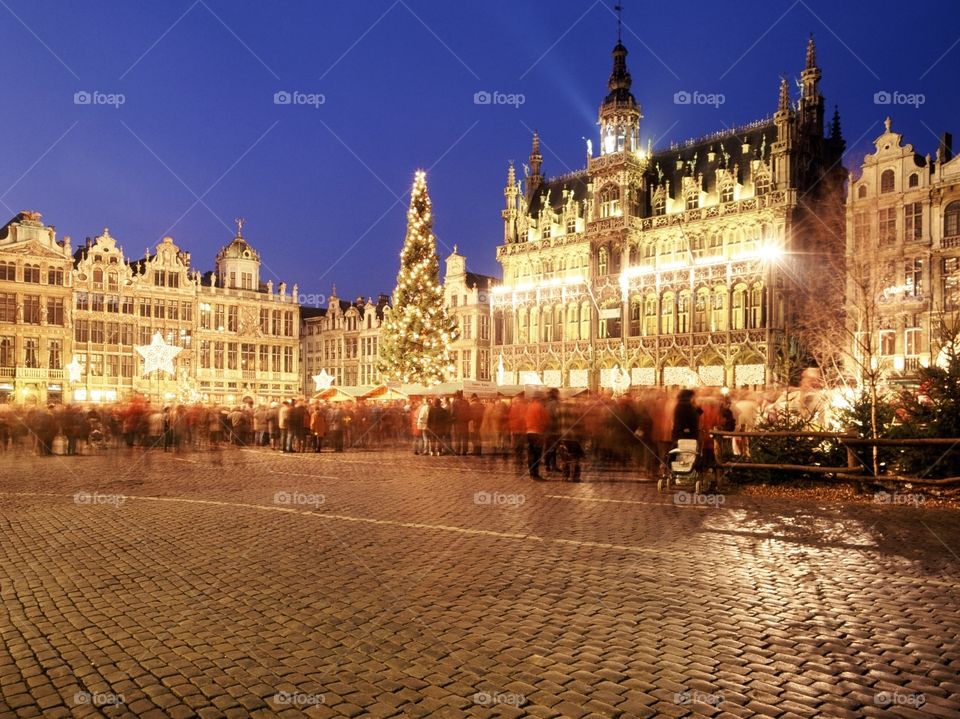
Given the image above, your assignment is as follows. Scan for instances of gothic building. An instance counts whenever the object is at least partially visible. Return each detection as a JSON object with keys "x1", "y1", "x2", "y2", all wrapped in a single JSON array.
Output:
[
  {"x1": 846, "y1": 120, "x2": 959, "y2": 378},
  {"x1": 492, "y1": 37, "x2": 846, "y2": 389}
]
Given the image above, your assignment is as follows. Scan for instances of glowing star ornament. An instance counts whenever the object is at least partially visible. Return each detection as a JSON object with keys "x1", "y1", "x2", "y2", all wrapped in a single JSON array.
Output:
[
  {"x1": 65, "y1": 359, "x2": 83, "y2": 383},
  {"x1": 312, "y1": 369, "x2": 334, "y2": 391},
  {"x1": 136, "y1": 331, "x2": 183, "y2": 377}
]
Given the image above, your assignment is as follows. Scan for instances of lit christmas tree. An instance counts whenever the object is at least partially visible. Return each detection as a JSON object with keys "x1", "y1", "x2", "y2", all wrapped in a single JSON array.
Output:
[{"x1": 378, "y1": 170, "x2": 457, "y2": 384}]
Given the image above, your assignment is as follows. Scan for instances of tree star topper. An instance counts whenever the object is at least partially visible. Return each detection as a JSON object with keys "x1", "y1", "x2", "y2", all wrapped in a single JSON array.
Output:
[{"x1": 136, "y1": 331, "x2": 183, "y2": 377}]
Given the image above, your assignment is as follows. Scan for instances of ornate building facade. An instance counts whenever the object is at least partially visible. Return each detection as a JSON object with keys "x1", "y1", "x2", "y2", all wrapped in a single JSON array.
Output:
[
  {"x1": 846, "y1": 121, "x2": 959, "y2": 378},
  {"x1": 0, "y1": 212, "x2": 74, "y2": 404},
  {"x1": 300, "y1": 249, "x2": 495, "y2": 392},
  {"x1": 492, "y1": 37, "x2": 846, "y2": 389},
  {"x1": 0, "y1": 214, "x2": 300, "y2": 405}
]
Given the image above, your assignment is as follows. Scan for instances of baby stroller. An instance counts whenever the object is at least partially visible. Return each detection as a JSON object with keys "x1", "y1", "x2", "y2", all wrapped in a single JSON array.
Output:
[{"x1": 657, "y1": 439, "x2": 713, "y2": 495}]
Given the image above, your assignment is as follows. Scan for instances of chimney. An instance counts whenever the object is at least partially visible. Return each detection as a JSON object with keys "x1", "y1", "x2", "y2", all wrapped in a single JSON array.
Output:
[{"x1": 939, "y1": 132, "x2": 953, "y2": 163}]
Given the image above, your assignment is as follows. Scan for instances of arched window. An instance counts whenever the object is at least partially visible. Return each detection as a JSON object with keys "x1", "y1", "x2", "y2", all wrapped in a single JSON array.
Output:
[
  {"x1": 748, "y1": 284, "x2": 764, "y2": 328},
  {"x1": 566, "y1": 303, "x2": 579, "y2": 340},
  {"x1": 580, "y1": 301, "x2": 590, "y2": 340},
  {"x1": 643, "y1": 295, "x2": 658, "y2": 336},
  {"x1": 711, "y1": 288, "x2": 726, "y2": 332},
  {"x1": 542, "y1": 222, "x2": 551, "y2": 239},
  {"x1": 629, "y1": 298, "x2": 641, "y2": 336},
  {"x1": 642, "y1": 241, "x2": 656, "y2": 263},
  {"x1": 685, "y1": 192, "x2": 699, "y2": 210},
  {"x1": 732, "y1": 284, "x2": 747, "y2": 330},
  {"x1": 694, "y1": 289, "x2": 709, "y2": 332},
  {"x1": 755, "y1": 174, "x2": 770, "y2": 196},
  {"x1": 517, "y1": 307, "x2": 529, "y2": 344},
  {"x1": 944, "y1": 201, "x2": 960, "y2": 238},
  {"x1": 553, "y1": 305, "x2": 562, "y2": 341},
  {"x1": 908, "y1": 173, "x2": 919, "y2": 188},
  {"x1": 661, "y1": 293, "x2": 675, "y2": 334},
  {"x1": 708, "y1": 231, "x2": 723, "y2": 254},
  {"x1": 529, "y1": 305, "x2": 539, "y2": 343},
  {"x1": 677, "y1": 291, "x2": 691, "y2": 333},
  {"x1": 691, "y1": 234, "x2": 705, "y2": 258},
  {"x1": 600, "y1": 185, "x2": 620, "y2": 218},
  {"x1": 598, "y1": 247, "x2": 609, "y2": 276},
  {"x1": 653, "y1": 193, "x2": 666, "y2": 216},
  {"x1": 880, "y1": 169, "x2": 895, "y2": 193},
  {"x1": 0, "y1": 261, "x2": 15, "y2": 280},
  {"x1": 566, "y1": 217, "x2": 576, "y2": 234},
  {"x1": 857, "y1": 184, "x2": 868, "y2": 199},
  {"x1": 720, "y1": 183, "x2": 734, "y2": 204}
]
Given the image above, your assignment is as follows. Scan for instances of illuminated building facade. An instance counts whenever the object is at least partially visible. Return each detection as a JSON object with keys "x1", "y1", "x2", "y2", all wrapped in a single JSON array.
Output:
[
  {"x1": 300, "y1": 249, "x2": 495, "y2": 392},
  {"x1": 0, "y1": 212, "x2": 73, "y2": 404},
  {"x1": 492, "y1": 37, "x2": 846, "y2": 389},
  {"x1": 0, "y1": 215, "x2": 300, "y2": 405},
  {"x1": 847, "y1": 120, "x2": 959, "y2": 378}
]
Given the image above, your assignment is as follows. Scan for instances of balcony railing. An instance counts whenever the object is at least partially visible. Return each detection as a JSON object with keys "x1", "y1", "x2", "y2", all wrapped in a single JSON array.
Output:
[{"x1": 0, "y1": 367, "x2": 65, "y2": 379}]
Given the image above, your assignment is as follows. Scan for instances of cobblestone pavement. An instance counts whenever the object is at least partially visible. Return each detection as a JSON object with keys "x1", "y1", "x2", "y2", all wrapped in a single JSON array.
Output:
[{"x1": 0, "y1": 445, "x2": 958, "y2": 718}]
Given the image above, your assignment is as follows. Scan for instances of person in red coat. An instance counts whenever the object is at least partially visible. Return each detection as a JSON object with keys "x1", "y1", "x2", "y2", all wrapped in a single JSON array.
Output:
[{"x1": 525, "y1": 394, "x2": 550, "y2": 479}]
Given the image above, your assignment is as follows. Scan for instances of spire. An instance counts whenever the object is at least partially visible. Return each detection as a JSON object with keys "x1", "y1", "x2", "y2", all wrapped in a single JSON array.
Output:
[
  {"x1": 829, "y1": 106, "x2": 842, "y2": 139},
  {"x1": 778, "y1": 76, "x2": 790, "y2": 113},
  {"x1": 614, "y1": 2, "x2": 623, "y2": 43},
  {"x1": 507, "y1": 161, "x2": 516, "y2": 187},
  {"x1": 604, "y1": 40, "x2": 634, "y2": 106},
  {"x1": 529, "y1": 131, "x2": 542, "y2": 180},
  {"x1": 805, "y1": 34, "x2": 816, "y2": 70}
]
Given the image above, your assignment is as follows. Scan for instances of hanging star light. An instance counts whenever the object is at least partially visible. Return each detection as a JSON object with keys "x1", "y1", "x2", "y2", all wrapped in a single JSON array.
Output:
[
  {"x1": 64, "y1": 358, "x2": 83, "y2": 383},
  {"x1": 312, "y1": 369, "x2": 334, "y2": 391},
  {"x1": 136, "y1": 331, "x2": 183, "y2": 377}
]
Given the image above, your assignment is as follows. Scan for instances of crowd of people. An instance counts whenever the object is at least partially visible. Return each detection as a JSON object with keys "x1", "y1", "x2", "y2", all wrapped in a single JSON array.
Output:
[{"x1": 0, "y1": 385, "x2": 827, "y2": 479}]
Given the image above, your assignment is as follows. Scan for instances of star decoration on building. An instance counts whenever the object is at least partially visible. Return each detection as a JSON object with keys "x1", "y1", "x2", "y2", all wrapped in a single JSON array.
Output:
[
  {"x1": 136, "y1": 331, "x2": 183, "y2": 377},
  {"x1": 64, "y1": 358, "x2": 83, "y2": 383},
  {"x1": 312, "y1": 369, "x2": 334, "y2": 391}
]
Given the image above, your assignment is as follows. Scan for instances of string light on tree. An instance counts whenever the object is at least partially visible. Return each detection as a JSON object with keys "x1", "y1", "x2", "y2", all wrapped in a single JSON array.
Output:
[
  {"x1": 378, "y1": 170, "x2": 458, "y2": 385},
  {"x1": 136, "y1": 331, "x2": 183, "y2": 377}
]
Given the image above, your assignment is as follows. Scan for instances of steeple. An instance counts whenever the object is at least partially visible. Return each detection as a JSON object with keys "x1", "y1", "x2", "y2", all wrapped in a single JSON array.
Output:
[
  {"x1": 527, "y1": 131, "x2": 543, "y2": 195},
  {"x1": 799, "y1": 34, "x2": 823, "y2": 132},
  {"x1": 598, "y1": 35, "x2": 641, "y2": 156},
  {"x1": 829, "y1": 106, "x2": 842, "y2": 140},
  {"x1": 502, "y1": 161, "x2": 520, "y2": 243},
  {"x1": 778, "y1": 76, "x2": 791, "y2": 114}
]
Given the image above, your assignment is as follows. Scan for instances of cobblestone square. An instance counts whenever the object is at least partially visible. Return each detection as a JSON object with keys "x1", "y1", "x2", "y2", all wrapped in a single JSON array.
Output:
[{"x1": 1, "y1": 447, "x2": 958, "y2": 718}]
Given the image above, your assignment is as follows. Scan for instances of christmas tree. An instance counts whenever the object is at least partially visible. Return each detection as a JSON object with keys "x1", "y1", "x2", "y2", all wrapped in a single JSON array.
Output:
[{"x1": 378, "y1": 170, "x2": 458, "y2": 384}]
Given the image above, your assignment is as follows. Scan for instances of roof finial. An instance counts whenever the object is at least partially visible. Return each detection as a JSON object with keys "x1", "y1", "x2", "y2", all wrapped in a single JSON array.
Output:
[
  {"x1": 884, "y1": 116, "x2": 892, "y2": 133},
  {"x1": 805, "y1": 33, "x2": 816, "y2": 70},
  {"x1": 778, "y1": 76, "x2": 790, "y2": 113},
  {"x1": 614, "y1": 3, "x2": 623, "y2": 43},
  {"x1": 234, "y1": 217, "x2": 245, "y2": 237}
]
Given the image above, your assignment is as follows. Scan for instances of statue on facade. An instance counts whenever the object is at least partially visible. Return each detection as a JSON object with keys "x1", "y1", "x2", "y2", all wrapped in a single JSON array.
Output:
[{"x1": 266, "y1": 280, "x2": 273, "y2": 294}]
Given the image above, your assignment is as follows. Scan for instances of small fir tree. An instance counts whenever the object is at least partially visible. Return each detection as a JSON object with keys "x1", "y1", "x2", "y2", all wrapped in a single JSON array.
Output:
[{"x1": 377, "y1": 170, "x2": 458, "y2": 384}]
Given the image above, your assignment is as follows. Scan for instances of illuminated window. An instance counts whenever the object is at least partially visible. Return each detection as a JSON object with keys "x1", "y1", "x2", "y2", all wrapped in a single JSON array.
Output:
[
  {"x1": 653, "y1": 194, "x2": 666, "y2": 216},
  {"x1": 755, "y1": 175, "x2": 770, "y2": 196},
  {"x1": 944, "y1": 201, "x2": 960, "y2": 237},
  {"x1": 878, "y1": 207, "x2": 896, "y2": 245},
  {"x1": 904, "y1": 258, "x2": 923, "y2": 297},
  {"x1": 661, "y1": 293, "x2": 675, "y2": 334},
  {"x1": 720, "y1": 184, "x2": 734, "y2": 203},
  {"x1": 677, "y1": 292, "x2": 690, "y2": 333},
  {"x1": 600, "y1": 185, "x2": 620, "y2": 218},
  {"x1": 904, "y1": 202, "x2": 923, "y2": 241}
]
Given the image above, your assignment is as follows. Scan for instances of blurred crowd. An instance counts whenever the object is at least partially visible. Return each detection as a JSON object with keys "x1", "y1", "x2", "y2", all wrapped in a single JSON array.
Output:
[{"x1": 0, "y1": 385, "x2": 828, "y2": 478}]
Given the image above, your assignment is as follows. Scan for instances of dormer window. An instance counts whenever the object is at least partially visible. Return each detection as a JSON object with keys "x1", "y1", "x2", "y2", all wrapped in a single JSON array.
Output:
[
  {"x1": 566, "y1": 217, "x2": 577, "y2": 234},
  {"x1": 685, "y1": 193, "x2": 699, "y2": 211},
  {"x1": 755, "y1": 175, "x2": 770, "y2": 196},
  {"x1": 880, "y1": 169, "x2": 895, "y2": 193},
  {"x1": 720, "y1": 184, "x2": 734, "y2": 204},
  {"x1": 653, "y1": 194, "x2": 666, "y2": 216},
  {"x1": 542, "y1": 223, "x2": 551, "y2": 239},
  {"x1": 908, "y1": 173, "x2": 919, "y2": 188}
]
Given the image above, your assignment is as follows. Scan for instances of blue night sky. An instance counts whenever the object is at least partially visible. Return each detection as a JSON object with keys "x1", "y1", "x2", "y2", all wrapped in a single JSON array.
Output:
[{"x1": 1, "y1": 1, "x2": 957, "y2": 303}]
